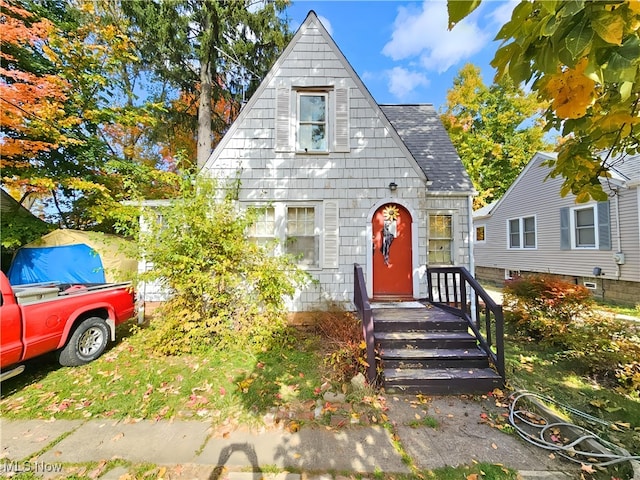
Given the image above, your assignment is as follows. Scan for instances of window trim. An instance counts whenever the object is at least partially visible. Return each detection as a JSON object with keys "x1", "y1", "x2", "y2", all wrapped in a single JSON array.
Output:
[
  {"x1": 560, "y1": 201, "x2": 610, "y2": 251},
  {"x1": 247, "y1": 206, "x2": 276, "y2": 247},
  {"x1": 570, "y1": 204, "x2": 597, "y2": 249},
  {"x1": 428, "y1": 212, "x2": 455, "y2": 266},
  {"x1": 507, "y1": 215, "x2": 537, "y2": 249},
  {"x1": 285, "y1": 204, "x2": 320, "y2": 268},
  {"x1": 296, "y1": 91, "x2": 329, "y2": 153}
]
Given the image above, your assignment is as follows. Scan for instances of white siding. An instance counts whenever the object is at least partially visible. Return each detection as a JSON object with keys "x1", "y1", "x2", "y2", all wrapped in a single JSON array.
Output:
[
  {"x1": 201, "y1": 14, "x2": 471, "y2": 311},
  {"x1": 474, "y1": 153, "x2": 640, "y2": 285}
]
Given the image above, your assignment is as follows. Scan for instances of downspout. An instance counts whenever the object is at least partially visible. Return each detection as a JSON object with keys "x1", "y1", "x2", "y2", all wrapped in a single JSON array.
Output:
[
  {"x1": 468, "y1": 194, "x2": 475, "y2": 277},
  {"x1": 468, "y1": 194, "x2": 477, "y2": 318},
  {"x1": 614, "y1": 192, "x2": 622, "y2": 280}
]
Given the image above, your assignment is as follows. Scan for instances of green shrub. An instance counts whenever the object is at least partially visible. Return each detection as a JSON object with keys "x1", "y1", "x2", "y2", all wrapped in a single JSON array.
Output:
[
  {"x1": 139, "y1": 176, "x2": 309, "y2": 354},
  {"x1": 504, "y1": 274, "x2": 640, "y2": 395}
]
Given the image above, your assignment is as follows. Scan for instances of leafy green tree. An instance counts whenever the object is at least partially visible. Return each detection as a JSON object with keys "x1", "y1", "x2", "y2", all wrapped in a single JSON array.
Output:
[
  {"x1": 122, "y1": 0, "x2": 291, "y2": 169},
  {"x1": 139, "y1": 176, "x2": 309, "y2": 354},
  {"x1": 441, "y1": 64, "x2": 550, "y2": 207},
  {"x1": 1, "y1": 0, "x2": 181, "y2": 235},
  {"x1": 448, "y1": 0, "x2": 640, "y2": 203}
]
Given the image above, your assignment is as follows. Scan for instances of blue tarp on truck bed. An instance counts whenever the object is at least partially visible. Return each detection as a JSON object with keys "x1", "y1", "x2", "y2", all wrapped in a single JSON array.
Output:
[
  {"x1": 7, "y1": 229, "x2": 137, "y2": 286},
  {"x1": 8, "y1": 244, "x2": 106, "y2": 285}
]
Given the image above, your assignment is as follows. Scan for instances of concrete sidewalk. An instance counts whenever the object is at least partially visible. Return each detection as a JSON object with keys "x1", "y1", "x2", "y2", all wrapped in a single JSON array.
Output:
[{"x1": 0, "y1": 395, "x2": 583, "y2": 479}]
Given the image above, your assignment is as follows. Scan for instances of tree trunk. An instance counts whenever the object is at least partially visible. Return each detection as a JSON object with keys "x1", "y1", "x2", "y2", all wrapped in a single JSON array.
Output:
[{"x1": 197, "y1": 58, "x2": 213, "y2": 171}]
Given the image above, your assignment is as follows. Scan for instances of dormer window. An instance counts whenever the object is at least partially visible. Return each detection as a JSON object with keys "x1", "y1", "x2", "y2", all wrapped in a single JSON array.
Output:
[{"x1": 297, "y1": 92, "x2": 327, "y2": 152}]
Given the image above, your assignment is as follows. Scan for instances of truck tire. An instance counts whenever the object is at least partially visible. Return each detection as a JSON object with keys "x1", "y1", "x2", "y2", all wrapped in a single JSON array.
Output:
[{"x1": 58, "y1": 317, "x2": 110, "y2": 367}]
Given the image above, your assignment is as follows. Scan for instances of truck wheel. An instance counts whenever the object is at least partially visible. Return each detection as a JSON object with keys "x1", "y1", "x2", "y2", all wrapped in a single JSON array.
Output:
[{"x1": 58, "y1": 317, "x2": 110, "y2": 367}]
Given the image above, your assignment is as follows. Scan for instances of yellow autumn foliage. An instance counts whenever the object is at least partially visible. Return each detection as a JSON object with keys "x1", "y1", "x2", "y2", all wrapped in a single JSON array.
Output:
[{"x1": 545, "y1": 58, "x2": 596, "y2": 119}]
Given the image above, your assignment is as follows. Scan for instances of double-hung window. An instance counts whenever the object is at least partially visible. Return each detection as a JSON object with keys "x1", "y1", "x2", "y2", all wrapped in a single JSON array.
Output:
[
  {"x1": 275, "y1": 86, "x2": 349, "y2": 153},
  {"x1": 508, "y1": 216, "x2": 536, "y2": 249},
  {"x1": 245, "y1": 202, "x2": 338, "y2": 269},
  {"x1": 297, "y1": 92, "x2": 327, "y2": 152},
  {"x1": 560, "y1": 202, "x2": 610, "y2": 251},
  {"x1": 286, "y1": 206, "x2": 319, "y2": 267},
  {"x1": 428, "y1": 214, "x2": 453, "y2": 265},
  {"x1": 247, "y1": 207, "x2": 275, "y2": 248},
  {"x1": 574, "y1": 206, "x2": 596, "y2": 248}
]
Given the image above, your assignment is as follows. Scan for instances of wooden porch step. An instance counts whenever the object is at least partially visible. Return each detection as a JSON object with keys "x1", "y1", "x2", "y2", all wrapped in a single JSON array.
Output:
[
  {"x1": 380, "y1": 347, "x2": 490, "y2": 369},
  {"x1": 375, "y1": 331, "x2": 477, "y2": 349},
  {"x1": 373, "y1": 309, "x2": 468, "y2": 332},
  {"x1": 371, "y1": 301, "x2": 503, "y2": 395},
  {"x1": 383, "y1": 367, "x2": 503, "y2": 395}
]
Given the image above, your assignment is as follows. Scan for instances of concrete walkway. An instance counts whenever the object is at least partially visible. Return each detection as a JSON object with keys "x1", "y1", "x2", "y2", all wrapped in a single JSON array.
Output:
[{"x1": 0, "y1": 395, "x2": 584, "y2": 479}]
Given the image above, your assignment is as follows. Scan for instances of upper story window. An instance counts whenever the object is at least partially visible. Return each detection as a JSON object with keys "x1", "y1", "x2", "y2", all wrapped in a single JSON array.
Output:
[
  {"x1": 297, "y1": 93, "x2": 327, "y2": 152},
  {"x1": 475, "y1": 225, "x2": 486, "y2": 243},
  {"x1": 428, "y1": 214, "x2": 453, "y2": 265},
  {"x1": 508, "y1": 216, "x2": 536, "y2": 249},
  {"x1": 275, "y1": 86, "x2": 349, "y2": 153}
]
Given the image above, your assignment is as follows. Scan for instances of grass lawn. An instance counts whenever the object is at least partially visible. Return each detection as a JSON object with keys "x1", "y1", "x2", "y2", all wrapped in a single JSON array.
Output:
[
  {"x1": 0, "y1": 322, "x2": 383, "y2": 429},
  {"x1": 1, "y1": 306, "x2": 638, "y2": 480}
]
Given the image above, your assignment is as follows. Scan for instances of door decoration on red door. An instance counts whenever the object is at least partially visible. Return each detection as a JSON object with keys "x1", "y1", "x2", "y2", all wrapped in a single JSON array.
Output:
[
  {"x1": 372, "y1": 203, "x2": 412, "y2": 298},
  {"x1": 381, "y1": 205, "x2": 399, "y2": 265}
]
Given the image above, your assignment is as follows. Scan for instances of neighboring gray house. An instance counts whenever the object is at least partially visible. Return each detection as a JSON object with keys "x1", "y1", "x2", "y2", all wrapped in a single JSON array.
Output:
[
  {"x1": 473, "y1": 151, "x2": 640, "y2": 306},
  {"x1": 200, "y1": 11, "x2": 474, "y2": 312}
]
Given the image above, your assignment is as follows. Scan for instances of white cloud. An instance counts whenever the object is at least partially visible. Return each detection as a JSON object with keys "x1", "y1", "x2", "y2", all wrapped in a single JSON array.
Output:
[
  {"x1": 382, "y1": 1, "x2": 491, "y2": 74},
  {"x1": 386, "y1": 67, "x2": 430, "y2": 100},
  {"x1": 317, "y1": 15, "x2": 333, "y2": 36},
  {"x1": 489, "y1": 0, "x2": 518, "y2": 28}
]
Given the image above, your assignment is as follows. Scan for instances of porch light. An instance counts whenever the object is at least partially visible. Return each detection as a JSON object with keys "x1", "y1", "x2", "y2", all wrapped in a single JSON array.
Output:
[{"x1": 388, "y1": 182, "x2": 398, "y2": 192}]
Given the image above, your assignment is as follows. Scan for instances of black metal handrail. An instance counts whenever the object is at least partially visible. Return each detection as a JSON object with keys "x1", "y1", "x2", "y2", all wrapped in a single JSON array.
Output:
[
  {"x1": 353, "y1": 263, "x2": 377, "y2": 385},
  {"x1": 426, "y1": 266, "x2": 505, "y2": 381}
]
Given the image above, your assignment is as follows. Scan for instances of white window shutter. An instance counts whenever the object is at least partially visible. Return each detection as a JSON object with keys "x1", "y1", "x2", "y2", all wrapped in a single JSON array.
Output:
[
  {"x1": 323, "y1": 200, "x2": 339, "y2": 268},
  {"x1": 334, "y1": 87, "x2": 349, "y2": 152},
  {"x1": 275, "y1": 86, "x2": 290, "y2": 152}
]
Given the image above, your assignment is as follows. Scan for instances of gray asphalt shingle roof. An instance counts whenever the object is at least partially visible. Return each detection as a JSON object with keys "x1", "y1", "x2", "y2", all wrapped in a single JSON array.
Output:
[{"x1": 380, "y1": 104, "x2": 474, "y2": 193}]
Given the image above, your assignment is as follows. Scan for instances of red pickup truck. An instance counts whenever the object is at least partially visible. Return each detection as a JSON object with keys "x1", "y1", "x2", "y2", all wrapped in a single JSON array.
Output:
[{"x1": 1, "y1": 271, "x2": 136, "y2": 381}]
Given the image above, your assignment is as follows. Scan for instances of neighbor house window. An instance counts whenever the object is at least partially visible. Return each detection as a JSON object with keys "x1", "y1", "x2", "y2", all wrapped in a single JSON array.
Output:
[
  {"x1": 475, "y1": 225, "x2": 486, "y2": 243},
  {"x1": 574, "y1": 206, "x2": 595, "y2": 248},
  {"x1": 247, "y1": 207, "x2": 275, "y2": 248},
  {"x1": 297, "y1": 92, "x2": 327, "y2": 152},
  {"x1": 508, "y1": 216, "x2": 536, "y2": 249},
  {"x1": 286, "y1": 206, "x2": 319, "y2": 267},
  {"x1": 428, "y1": 214, "x2": 453, "y2": 264},
  {"x1": 560, "y1": 202, "x2": 610, "y2": 251}
]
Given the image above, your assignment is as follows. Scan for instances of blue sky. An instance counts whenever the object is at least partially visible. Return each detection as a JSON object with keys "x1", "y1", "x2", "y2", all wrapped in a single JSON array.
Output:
[{"x1": 283, "y1": 1, "x2": 518, "y2": 111}]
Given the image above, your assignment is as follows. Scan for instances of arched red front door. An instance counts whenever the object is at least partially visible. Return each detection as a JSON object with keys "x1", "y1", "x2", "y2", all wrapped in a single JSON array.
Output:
[{"x1": 372, "y1": 203, "x2": 413, "y2": 300}]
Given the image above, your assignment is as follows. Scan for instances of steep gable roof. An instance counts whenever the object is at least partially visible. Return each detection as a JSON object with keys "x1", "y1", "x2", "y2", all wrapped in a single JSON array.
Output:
[
  {"x1": 202, "y1": 12, "x2": 476, "y2": 195},
  {"x1": 380, "y1": 104, "x2": 474, "y2": 193}
]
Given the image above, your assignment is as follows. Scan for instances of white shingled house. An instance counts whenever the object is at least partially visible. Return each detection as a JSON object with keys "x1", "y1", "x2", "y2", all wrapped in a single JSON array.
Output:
[
  {"x1": 198, "y1": 11, "x2": 475, "y2": 312},
  {"x1": 473, "y1": 152, "x2": 640, "y2": 306}
]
